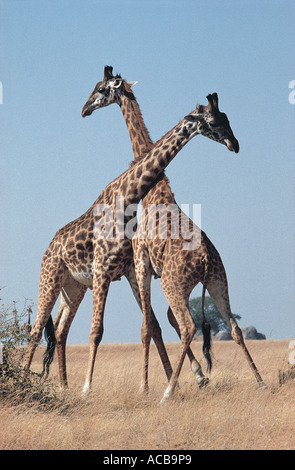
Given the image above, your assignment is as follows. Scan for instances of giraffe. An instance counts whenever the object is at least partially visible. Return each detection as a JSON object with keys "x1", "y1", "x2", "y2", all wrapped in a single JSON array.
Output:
[
  {"x1": 26, "y1": 75, "x2": 240, "y2": 397},
  {"x1": 53, "y1": 65, "x2": 212, "y2": 390},
  {"x1": 45, "y1": 67, "x2": 204, "y2": 392},
  {"x1": 81, "y1": 66, "x2": 213, "y2": 388},
  {"x1": 81, "y1": 67, "x2": 263, "y2": 403}
]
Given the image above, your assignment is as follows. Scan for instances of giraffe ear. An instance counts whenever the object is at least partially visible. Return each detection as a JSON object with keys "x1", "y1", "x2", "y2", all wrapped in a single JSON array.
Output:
[
  {"x1": 127, "y1": 81, "x2": 138, "y2": 88},
  {"x1": 113, "y1": 77, "x2": 123, "y2": 88}
]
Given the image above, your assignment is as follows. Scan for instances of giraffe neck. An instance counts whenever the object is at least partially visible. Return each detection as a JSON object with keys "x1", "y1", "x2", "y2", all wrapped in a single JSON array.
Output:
[
  {"x1": 119, "y1": 85, "x2": 173, "y2": 203},
  {"x1": 120, "y1": 86, "x2": 154, "y2": 160},
  {"x1": 117, "y1": 116, "x2": 199, "y2": 206}
]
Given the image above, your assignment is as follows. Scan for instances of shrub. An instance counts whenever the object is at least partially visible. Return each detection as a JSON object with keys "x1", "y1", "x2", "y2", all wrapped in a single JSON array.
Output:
[
  {"x1": 189, "y1": 295, "x2": 241, "y2": 335},
  {"x1": 0, "y1": 296, "x2": 58, "y2": 409}
]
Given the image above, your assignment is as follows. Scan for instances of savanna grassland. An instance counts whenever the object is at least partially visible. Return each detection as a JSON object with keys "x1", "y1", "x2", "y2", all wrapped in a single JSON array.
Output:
[{"x1": 0, "y1": 340, "x2": 294, "y2": 450}]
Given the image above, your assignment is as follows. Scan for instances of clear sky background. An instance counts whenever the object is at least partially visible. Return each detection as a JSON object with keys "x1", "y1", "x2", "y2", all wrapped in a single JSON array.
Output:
[{"x1": 1, "y1": 0, "x2": 294, "y2": 345}]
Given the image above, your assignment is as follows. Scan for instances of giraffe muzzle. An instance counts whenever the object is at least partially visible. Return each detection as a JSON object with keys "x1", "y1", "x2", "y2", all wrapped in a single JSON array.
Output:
[
  {"x1": 81, "y1": 102, "x2": 93, "y2": 117},
  {"x1": 225, "y1": 138, "x2": 239, "y2": 153}
]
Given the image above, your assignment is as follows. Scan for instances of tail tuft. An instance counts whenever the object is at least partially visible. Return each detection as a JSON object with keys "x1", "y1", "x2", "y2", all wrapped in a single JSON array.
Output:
[
  {"x1": 40, "y1": 315, "x2": 56, "y2": 380},
  {"x1": 202, "y1": 320, "x2": 212, "y2": 374},
  {"x1": 201, "y1": 258, "x2": 212, "y2": 373}
]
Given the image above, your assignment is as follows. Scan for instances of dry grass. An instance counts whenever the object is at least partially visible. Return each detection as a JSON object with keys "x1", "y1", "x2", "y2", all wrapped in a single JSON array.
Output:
[{"x1": 0, "y1": 340, "x2": 294, "y2": 450}]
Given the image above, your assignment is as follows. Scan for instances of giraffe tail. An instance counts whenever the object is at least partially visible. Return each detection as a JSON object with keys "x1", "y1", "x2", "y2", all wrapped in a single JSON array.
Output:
[
  {"x1": 201, "y1": 259, "x2": 212, "y2": 373},
  {"x1": 40, "y1": 315, "x2": 56, "y2": 379},
  {"x1": 202, "y1": 318, "x2": 212, "y2": 374}
]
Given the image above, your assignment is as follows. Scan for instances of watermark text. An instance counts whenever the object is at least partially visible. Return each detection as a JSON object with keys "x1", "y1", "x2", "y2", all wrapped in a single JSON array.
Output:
[
  {"x1": 289, "y1": 340, "x2": 295, "y2": 365},
  {"x1": 93, "y1": 196, "x2": 201, "y2": 250},
  {"x1": 288, "y1": 80, "x2": 295, "y2": 104}
]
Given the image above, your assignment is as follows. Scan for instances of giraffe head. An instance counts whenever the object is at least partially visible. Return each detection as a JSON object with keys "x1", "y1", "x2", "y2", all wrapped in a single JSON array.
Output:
[
  {"x1": 185, "y1": 93, "x2": 239, "y2": 153},
  {"x1": 81, "y1": 65, "x2": 136, "y2": 117}
]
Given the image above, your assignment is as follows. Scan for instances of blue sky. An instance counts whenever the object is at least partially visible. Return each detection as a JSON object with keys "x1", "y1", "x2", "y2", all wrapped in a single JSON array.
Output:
[{"x1": 0, "y1": 0, "x2": 294, "y2": 345}]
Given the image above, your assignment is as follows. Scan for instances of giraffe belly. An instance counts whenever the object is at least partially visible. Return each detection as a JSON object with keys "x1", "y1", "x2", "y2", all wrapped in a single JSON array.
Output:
[{"x1": 70, "y1": 271, "x2": 93, "y2": 287}]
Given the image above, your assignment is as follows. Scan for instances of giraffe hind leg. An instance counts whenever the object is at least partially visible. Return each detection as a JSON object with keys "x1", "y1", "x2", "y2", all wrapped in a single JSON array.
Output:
[
  {"x1": 54, "y1": 273, "x2": 88, "y2": 388},
  {"x1": 206, "y1": 279, "x2": 264, "y2": 385},
  {"x1": 25, "y1": 257, "x2": 65, "y2": 373}
]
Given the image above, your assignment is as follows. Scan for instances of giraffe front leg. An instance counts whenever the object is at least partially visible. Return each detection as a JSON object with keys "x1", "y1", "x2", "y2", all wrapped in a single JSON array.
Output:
[
  {"x1": 134, "y1": 249, "x2": 153, "y2": 394},
  {"x1": 160, "y1": 315, "x2": 196, "y2": 405},
  {"x1": 82, "y1": 272, "x2": 110, "y2": 394},
  {"x1": 160, "y1": 276, "x2": 197, "y2": 404},
  {"x1": 167, "y1": 306, "x2": 209, "y2": 388},
  {"x1": 125, "y1": 263, "x2": 173, "y2": 383}
]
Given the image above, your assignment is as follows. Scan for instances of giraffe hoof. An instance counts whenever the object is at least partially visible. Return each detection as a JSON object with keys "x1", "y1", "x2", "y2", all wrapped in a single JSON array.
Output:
[
  {"x1": 197, "y1": 376, "x2": 209, "y2": 388},
  {"x1": 82, "y1": 382, "x2": 92, "y2": 395},
  {"x1": 159, "y1": 395, "x2": 169, "y2": 406},
  {"x1": 138, "y1": 384, "x2": 149, "y2": 395},
  {"x1": 159, "y1": 384, "x2": 174, "y2": 405}
]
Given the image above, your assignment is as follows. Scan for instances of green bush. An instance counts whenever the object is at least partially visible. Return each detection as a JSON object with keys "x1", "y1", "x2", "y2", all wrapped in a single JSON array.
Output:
[{"x1": 189, "y1": 295, "x2": 241, "y2": 335}]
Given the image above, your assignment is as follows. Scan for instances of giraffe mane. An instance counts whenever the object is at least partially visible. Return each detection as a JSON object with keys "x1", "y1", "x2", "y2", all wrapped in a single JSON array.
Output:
[{"x1": 122, "y1": 80, "x2": 154, "y2": 155}]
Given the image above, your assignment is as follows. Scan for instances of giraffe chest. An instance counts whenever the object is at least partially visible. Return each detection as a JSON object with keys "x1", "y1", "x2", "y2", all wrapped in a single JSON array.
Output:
[{"x1": 64, "y1": 237, "x2": 134, "y2": 285}]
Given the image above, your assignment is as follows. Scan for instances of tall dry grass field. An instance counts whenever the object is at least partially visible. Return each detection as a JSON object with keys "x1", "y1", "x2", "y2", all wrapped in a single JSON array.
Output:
[{"x1": 0, "y1": 340, "x2": 294, "y2": 450}]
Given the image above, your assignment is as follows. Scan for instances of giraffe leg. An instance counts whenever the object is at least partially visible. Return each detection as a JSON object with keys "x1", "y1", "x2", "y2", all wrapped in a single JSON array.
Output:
[
  {"x1": 161, "y1": 303, "x2": 196, "y2": 404},
  {"x1": 134, "y1": 251, "x2": 153, "y2": 393},
  {"x1": 82, "y1": 272, "x2": 110, "y2": 394},
  {"x1": 167, "y1": 306, "x2": 209, "y2": 387},
  {"x1": 125, "y1": 264, "x2": 173, "y2": 382},
  {"x1": 54, "y1": 271, "x2": 88, "y2": 388},
  {"x1": 206, "y1": 279, "x2": 264, "y2": 385},
  {"x1": 25, "y1": 257, "x2": 65, "y2": 371},
  {"x1": 150, "y1": 309, "x2": 173, "y2": 382},
  {"x1": 159, "y1": 276, "x2": 197, "y2": 404}
]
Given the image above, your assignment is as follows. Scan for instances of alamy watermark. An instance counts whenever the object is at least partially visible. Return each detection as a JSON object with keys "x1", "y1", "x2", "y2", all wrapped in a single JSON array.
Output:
[
  {"x1": 93, "y1": 196, "x2": 201, "y2": 250},
  {"x1": 288, "y1": 80, "x2": 295, "y2": 104},
  {"x1": 287, "y1": 82, "x2": 294, "y2": 359},
  {"x1": 0, "y1": 341, "x2": 3, "y2": 364},
  {"x1": 289, "y1": 340, "x2": 295, "y2": 365}
]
